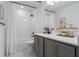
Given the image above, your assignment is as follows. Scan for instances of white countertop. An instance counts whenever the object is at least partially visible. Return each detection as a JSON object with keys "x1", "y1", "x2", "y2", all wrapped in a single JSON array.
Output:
[{"x1": 34, "y1": 33, "x2": 79, "y2": 46}]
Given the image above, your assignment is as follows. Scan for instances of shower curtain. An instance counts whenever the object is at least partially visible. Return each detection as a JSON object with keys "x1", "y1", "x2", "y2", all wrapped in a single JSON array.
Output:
[{"x1": 4, "y1": 2, "x2": 17, "y2": 56}]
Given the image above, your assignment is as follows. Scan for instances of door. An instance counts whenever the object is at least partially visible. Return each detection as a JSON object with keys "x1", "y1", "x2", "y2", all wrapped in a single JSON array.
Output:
[
  {"x1": 55, "y1": 42, "x2": 75, "y2": 57},
  {"x1": 44, "y1": 39, "x2": 54, "y2": 57}
]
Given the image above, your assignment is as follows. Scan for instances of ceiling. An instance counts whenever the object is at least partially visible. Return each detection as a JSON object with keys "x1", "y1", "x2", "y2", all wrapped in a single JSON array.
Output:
[
  {"x1": 12, "y1": 1, "x2": 78, "y2": 12},
  {"x1": 46, "y1": 1, "x2": 78, "y2": 12}
]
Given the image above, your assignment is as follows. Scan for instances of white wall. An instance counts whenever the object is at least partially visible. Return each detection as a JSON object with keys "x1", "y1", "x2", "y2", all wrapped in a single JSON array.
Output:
[
  {"x1": 13, "y1": 4, "x2": 34, "y2": 41},
  {"x1": 55, "y1": 2, "x2": 79, "y2": 28},
  {"x1": 35, "y1": 8, "x2": 54, "y2": 33}
]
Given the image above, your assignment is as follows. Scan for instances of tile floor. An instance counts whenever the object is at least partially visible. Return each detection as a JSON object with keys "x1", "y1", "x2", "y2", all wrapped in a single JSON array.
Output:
[{"x1": 12, "y1": 43, "x2": 36, "y2": 57}]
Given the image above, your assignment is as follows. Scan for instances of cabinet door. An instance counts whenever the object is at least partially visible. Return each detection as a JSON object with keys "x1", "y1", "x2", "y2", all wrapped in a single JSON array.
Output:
[
  {"x1": 76, "y1": 47, "x2": 79, "y2": 57},
  {"x1": 34, "y1": 36, "x2": 39, "y2": 56},
  {"x1": 38, "y1": 37, "x2": 44, "y2": 57},
  {"x1": 44, "y1": 39, "x2": 54, "y2": 57},
  {"x1": 55, "y1": 42, "x2": 75, "y2": 57},
  {"x1": 34, "y1": 36, "x2": 44, "y2": 57}
]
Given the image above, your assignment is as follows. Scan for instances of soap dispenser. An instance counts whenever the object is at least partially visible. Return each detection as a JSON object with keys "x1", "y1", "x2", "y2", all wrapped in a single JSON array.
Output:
[{"x1": 51, "y1": 27, "x2": 55, "y2": 34}]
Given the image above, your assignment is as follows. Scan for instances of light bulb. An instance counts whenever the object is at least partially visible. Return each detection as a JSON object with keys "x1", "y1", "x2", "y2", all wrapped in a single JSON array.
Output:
[
  {"x1": 50, "y1": 1, "x2": 54, "y2": 6},
  {"x1": 47, "y1": 0, "x2": 51, "y2": 4},
  {"x1": 20, "y1": 5, "x2": 24, "y2": 8}
]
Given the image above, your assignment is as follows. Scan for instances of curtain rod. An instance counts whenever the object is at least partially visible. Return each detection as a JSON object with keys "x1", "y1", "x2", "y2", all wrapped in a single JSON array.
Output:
[{"x1": 10, "y1": 1, "x2": 36, "y2": 9}]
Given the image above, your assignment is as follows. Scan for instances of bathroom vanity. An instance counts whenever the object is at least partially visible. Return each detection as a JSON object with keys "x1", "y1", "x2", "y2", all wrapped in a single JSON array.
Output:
[{"x1": 34, "y1": 33, "x2": 79, "y2": 57}]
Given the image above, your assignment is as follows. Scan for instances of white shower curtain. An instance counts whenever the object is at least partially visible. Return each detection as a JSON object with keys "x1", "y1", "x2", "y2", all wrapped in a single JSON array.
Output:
[{"x1": 4, "y1": 2, "x2": 17, "y2": 56}]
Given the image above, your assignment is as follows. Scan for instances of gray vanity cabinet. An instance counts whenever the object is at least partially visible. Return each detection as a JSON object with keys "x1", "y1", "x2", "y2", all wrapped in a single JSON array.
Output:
[
  {"x1": 34, "y1": 35, "x2": 77, "y2": 57},
  {"x1": 44, "y1": 39, "x2": 54, "y2": 57},
  {"x1": 34, "y1": 35, "x2": 44, "y2": 57},
  {"x1": 44, "y1": 38, "x2": 75, "y2": 57},
  {"x1": 55, "y1": 42, "x2": 75, "y2": 57}
]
